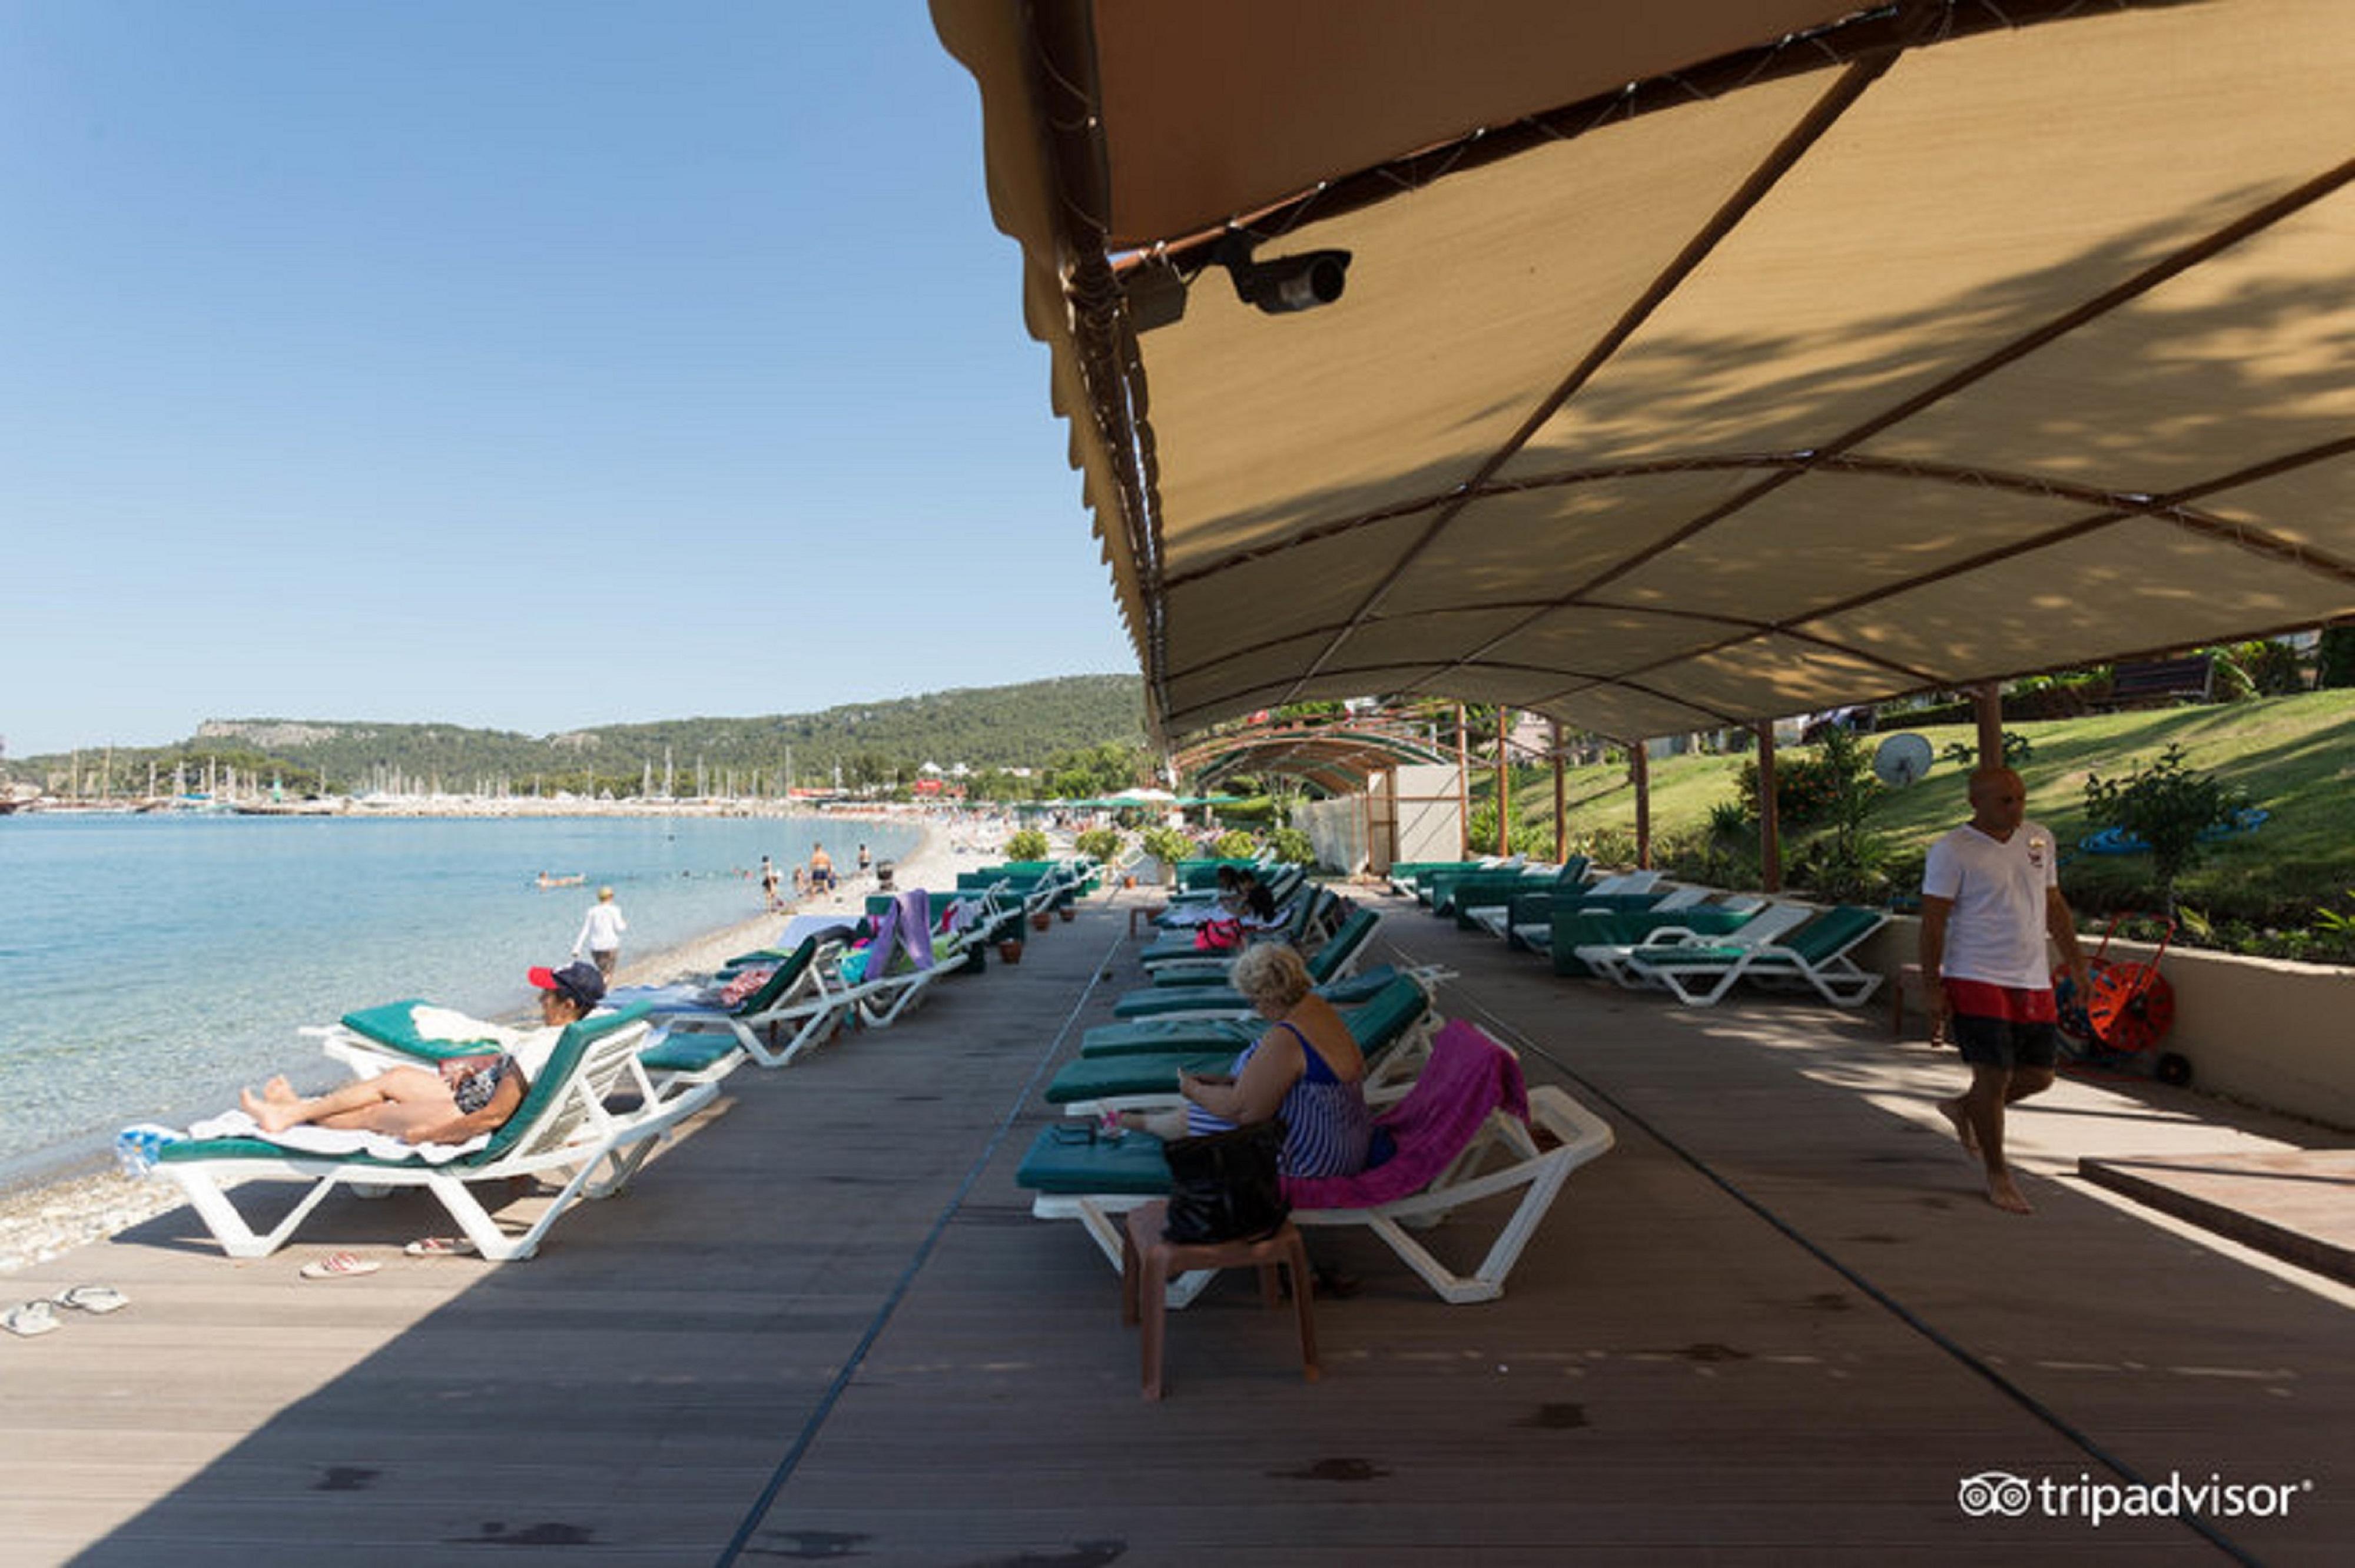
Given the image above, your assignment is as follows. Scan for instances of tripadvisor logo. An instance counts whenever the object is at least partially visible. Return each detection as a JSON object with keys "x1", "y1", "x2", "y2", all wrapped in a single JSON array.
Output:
[{"x1": 1958, "y1": 1470, "x2": 2314, "y2": 1527}]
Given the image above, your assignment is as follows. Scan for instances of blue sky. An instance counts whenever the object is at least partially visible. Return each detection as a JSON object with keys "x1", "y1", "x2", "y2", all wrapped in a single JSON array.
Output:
[{"x1": 0, "y1": 2, "x2": 1134, "y2": 758}]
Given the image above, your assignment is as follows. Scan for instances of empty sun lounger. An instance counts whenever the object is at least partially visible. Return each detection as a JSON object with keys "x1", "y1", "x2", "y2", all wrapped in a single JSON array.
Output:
[
  {"x1": 1020, "y1": 1019, "x2": 1614, "y2": 1304},
  {"x1": 147, "y1": 1004, "x2": 718, "y2": 1262},
  {"x1": 1573, "y1": 901, "x2": 1812, "y2": 991},
  {"x1": 1608, "y1": 903, "x2": 1890, "y2": 1007}
]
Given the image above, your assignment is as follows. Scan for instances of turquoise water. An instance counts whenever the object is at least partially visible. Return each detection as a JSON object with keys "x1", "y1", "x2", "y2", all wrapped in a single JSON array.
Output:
[{"x1": 0, "y1": 812, "x2": 920, "y2": 1180}]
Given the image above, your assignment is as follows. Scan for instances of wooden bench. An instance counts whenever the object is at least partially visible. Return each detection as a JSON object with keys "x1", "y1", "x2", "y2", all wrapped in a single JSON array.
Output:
[{"x1": 2106, "y1": 655, "x2": 2213, "y2": 709}]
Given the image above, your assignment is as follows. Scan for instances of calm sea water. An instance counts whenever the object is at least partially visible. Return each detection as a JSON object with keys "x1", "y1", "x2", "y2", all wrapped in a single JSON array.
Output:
[{"x1": 0, "y1": 812, "x2": 920, "y2": 1182}]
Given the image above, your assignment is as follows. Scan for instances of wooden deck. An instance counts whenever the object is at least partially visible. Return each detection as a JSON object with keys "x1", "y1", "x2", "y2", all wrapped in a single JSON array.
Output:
[{"x1": 2, "y1": 887, "x2": 2349, "y2": 1565}]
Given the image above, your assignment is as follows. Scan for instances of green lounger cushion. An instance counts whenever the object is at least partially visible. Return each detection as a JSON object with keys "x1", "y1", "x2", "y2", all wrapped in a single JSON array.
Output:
[
  {"x1": 337, "y1": 1000, "x2": 508, "y2": 1062},
  {"x1": 637, "y1": 1033, "x2": 740, "y2": 1075},
  {"x1": 1112, "y1": 960, "x2": 1401, "y2": 1019},
  {"x1": 1043, "y1": 1051, "x2": 1239, "y2": 1105},
  {"x1": 1080, "y1": 1018, "x2": 1259, "y2": 1059},
  {"x1": 1016, "y1": 1127, "x2": 1176, "y2": 1195}
]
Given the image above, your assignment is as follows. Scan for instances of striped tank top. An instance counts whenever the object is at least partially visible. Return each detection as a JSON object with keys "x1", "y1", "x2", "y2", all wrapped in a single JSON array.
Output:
[{"x1": 1185, "y1": 1019, "x2": 1375, "y2": 1178}]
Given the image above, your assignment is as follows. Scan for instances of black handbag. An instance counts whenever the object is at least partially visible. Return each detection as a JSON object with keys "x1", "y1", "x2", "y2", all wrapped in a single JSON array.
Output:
[{"x1": 1160, "y1": 1119, "x2": 1289, "y2": 1244}]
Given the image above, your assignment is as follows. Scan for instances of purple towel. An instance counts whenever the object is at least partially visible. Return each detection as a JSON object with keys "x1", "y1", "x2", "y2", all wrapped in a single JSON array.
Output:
[
  {"x1": 895, "y1": 888, "x2": 936, "y2": 971},
  {"x1": 1282, "y1": 1019, "x2": 1530, "y2": 1211}
]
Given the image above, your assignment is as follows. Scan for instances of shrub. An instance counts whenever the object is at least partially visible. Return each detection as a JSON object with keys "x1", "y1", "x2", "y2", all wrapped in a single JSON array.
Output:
[
  {"x1": 1139, "y1": 825, "x2": 1192, "y2": 868},
  {"x1": 1211, "y1": 829, "x2": 1257, "y2": 859},
  {"x1": 2082, "y1": 744, "x2": 2244, "y2": 916},
  {"x1": 1004, "y1": 827, "x2": 1050, "y2": 862},
  {"x1": 1941, "y1": 731, "x2": 2034, "y2": 769},
  {"x1": 1266, "y1": 826, "x2": 1318, "y2": 865},
  {"x1": 2316, "y1": 626, "x2": 2355, "y2": 689},
  {"x1": 1073, "y1": 826, "x2": 1122, "y2": 862}
]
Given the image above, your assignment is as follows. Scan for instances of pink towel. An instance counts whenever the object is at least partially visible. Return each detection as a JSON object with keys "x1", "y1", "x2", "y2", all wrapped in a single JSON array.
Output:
[{"x1": 1282, "y1": 1019, "x2": 1529, "y2": 1210}]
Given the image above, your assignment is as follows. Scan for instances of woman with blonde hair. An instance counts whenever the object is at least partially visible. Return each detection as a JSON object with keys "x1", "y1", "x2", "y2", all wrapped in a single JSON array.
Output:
[{"x1": 1127, "y1": 942, "x2": 1376, "y2": 1179}]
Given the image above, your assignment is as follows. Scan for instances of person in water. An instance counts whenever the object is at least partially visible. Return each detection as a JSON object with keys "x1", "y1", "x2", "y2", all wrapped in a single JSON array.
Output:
[{"x1": 238, "y1": 964, "x2": 603, "y2": 1145}]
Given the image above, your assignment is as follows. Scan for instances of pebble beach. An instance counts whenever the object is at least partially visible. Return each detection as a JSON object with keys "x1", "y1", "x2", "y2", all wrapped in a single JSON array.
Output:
[{"x1": 0, "y1": 816, "x2": 978, "y2": 1273}]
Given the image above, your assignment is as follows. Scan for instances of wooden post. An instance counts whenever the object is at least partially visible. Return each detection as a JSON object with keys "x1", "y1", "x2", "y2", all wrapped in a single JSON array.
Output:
[
  {"x1": 1631, "y1": 739, "x2": 1652, "y2": 870},
  {"x1": 1495, "y1": 707, "x2": 1511, "y2": 856},
  {"x1": 1550, "y1": 720, "x2": 1566, "y2": 865},
  {"x1": 1757, "y1": 722, "x2": 1782, "y2": 894},
  {"x1": 1455, "y1": 703, "x2": 1470, "y2": 858},
  {"x1": 1975, "y1": 683, "x2": 2005, "y2": 769}
]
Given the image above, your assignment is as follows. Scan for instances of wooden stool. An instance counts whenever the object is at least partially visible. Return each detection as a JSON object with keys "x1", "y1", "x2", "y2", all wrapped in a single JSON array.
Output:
[{"x1": 1119, "y1": 1200, "x2": 1319, "y2": 1401}]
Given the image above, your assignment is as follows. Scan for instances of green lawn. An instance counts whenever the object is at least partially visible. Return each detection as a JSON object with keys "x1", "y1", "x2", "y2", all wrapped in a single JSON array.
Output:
[{"x1": 1499, "y1": 690, "x2": 2355, "y2": 926}]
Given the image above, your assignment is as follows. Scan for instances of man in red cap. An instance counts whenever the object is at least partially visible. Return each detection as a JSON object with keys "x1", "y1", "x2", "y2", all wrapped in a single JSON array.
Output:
[{"x1": 239, "y1": 963, "x2": 603, "y2": 1145}]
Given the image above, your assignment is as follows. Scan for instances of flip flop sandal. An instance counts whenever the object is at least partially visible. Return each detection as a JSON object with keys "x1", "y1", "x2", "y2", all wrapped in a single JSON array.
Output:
[
  {"x1": 3, "y1": 1299, "x2": 62, "y2": 1337},
  {"x1": 298, "y1": 1253, "x2": 382, "y2": 1280},
  {"x1": 52, "y1": 1284, "x2": 130, "y2": 1314},
  {"x1": 402, "y1": 1237, "x2": 477, "y2": 1258}
]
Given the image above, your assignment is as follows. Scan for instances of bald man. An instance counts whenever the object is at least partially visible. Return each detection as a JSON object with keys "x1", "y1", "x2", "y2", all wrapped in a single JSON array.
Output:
[{"x1": 1919, "y1": 767, "x2": 2090, "y2": 1214}]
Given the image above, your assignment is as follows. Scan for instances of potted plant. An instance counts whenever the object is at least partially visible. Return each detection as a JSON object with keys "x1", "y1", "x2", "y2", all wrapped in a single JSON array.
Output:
[
  {"x1": 1140, "y1": 825, "x2": 1193, "y2": 891},
  {"x1": 997, "y1": 934, "x2": 1024, "y2": 964}
]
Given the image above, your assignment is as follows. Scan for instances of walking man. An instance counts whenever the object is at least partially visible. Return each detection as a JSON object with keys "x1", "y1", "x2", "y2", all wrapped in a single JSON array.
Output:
[{"x1": 1921, "y1": 766, "x2": 2090, "y2": 1214}]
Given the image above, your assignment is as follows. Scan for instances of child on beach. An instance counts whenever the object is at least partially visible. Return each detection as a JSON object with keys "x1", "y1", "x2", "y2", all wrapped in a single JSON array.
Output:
[
  {"x1": 236, "y1": 963, "x2": 602, "y2": 1145},
  {"x1": 570, "y1": 886, "x2": 627, "y2": 978}
]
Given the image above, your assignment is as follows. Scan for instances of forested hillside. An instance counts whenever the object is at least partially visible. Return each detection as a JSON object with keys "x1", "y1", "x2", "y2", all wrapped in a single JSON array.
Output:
[{"x1": 8, "y1": 675, "x2": 1145, "y2": 798}]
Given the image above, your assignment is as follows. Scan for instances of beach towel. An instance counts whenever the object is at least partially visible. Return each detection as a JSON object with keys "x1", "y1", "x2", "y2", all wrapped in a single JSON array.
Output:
[
  {"x1": 185, "y1": 1109, "x2": 490, "y2": 1165},
  {"x1": 1281, "y1": 1019, "x2": 1530, "y2": 1210}
]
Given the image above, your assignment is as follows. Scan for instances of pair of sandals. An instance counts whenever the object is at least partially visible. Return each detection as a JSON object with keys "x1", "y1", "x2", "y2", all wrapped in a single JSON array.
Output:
[
  {"x1": 4, "y1": 1284, "x2": 130, "y2": 1337},
  {"x1": 296, "y1": 1238, "x2": 479, "y2": 1279}
]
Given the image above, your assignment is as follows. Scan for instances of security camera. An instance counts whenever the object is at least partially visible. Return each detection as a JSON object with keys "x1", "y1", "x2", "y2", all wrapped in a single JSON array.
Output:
[{"x1": 1213, "y1": 237, "x2": 1351, "y2": 315}]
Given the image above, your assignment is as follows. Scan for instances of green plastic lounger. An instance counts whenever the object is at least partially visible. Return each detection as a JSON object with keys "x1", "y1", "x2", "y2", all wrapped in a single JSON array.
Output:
[
  {"x1": 1104, "y1": 952, "x2": 1404, "y2": 1025},
  {"x1": 1021, "y1": 1019, "x2": 1616, "y2": 1305},
  {"x1": 1138, "y1": 905, "x2": 1378, "y2": 991},
  {"x1": 1074, "y1": 968, "x2": 1425, "y2": 1058},
  {"x1": 1115, "y1": 909, "x2": 1379, "y2": 1016},
  {"x1": 149, "y1": 1004, "x2": 718, "y2": 1262},
  {"x1": 1549, "y1": 899, "x2": 1758, "y2": 978},
  {"x1": 1048, "y1": 971, "x2": 1435, "y2": 1112},
  {"x1": 1617, "y1": 904, "x2": 1890, "y2": 1007},
  {"x1": 319, "y1": 994, "x2": 745, "y2": 1089}
]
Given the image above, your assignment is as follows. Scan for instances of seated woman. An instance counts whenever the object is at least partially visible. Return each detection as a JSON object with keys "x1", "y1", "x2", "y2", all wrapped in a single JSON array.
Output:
[
  {"x1": 238, "y1": 962, "x2": 605, "y2": 1147},
  {"x1": 1125, "y1": 942, "x2": 1375, "y2": 1180}
]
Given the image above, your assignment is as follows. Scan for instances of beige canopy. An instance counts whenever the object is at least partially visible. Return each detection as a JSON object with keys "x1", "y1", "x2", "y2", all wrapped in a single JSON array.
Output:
[{"x1": 933, "y1": 0, "x2": 2355, "y2": 746}]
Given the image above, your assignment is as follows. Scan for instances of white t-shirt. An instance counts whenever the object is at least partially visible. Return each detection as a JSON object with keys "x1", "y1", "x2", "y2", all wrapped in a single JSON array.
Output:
[
  {"x1": 1922, "y1": 820, "x2": 2059, "y2": 988},
  {"x1": 575, "y1": 903, "x2": 628, "y2": 954}
]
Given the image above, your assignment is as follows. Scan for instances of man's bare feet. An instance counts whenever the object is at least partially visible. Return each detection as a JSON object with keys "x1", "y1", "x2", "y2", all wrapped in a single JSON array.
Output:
[
  {"x1": 1985, "y1": 1171, "x2": 2033, "y2": 1214},
  {"x1": 263, "y1": 1075, "x2": 299, "y2": 1104},
  {"x1": 239, "y1": 1087, "x2": 297, "y2": 1134},
  {"x1": 1938, "y1": 1097, "x2": 1979, "y2": 1156}
]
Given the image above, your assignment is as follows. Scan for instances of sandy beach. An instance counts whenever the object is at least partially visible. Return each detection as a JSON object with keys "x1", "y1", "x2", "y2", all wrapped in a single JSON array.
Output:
[{"x1": 0, "y1": 815, "x2": 979, "y2": 1274}]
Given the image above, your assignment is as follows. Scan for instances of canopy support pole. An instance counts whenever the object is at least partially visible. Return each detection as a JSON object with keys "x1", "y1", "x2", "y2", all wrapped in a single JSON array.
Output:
[
  {"x1": 1495, "y1": 708, "x2": 1511, "y2": 857},
  {"x1": 1550, "y1": 721, "x2": 1566, "y2": 865},
  {"x1": 1632, "y1": 740, "x2": 1652, "y2": 870},
  {"x1": 1455, "y1": 705, "x2": 1470, "y2": 858},
  {"x1": 1756, "y1": 723, "x2": 1782, "y2": 894},
  {"x1": 1975, "y1": 685, "x2": 2005, "y2": 769}
]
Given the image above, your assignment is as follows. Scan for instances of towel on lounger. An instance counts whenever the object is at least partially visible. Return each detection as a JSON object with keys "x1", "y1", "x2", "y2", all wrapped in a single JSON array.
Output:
[
  {"x1": 186, "y1": 1110, "x2": 490, "y2": 1165},
  {"x1": 1281, "y1": 1019, "x2": 1528, "y2": 1210}
]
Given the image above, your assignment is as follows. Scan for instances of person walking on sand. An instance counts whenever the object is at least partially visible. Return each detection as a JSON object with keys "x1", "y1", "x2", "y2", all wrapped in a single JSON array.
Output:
[
  {"x1": 808, "y1": 841, "x2": 836, "y2": 895},
  {"x1": 760, "y1": 855, "x2": 782, "y2": 912},
  {"x1": 1921, "y1": 766, "x2": 2091, "y2": 1215},
  {"x1": 571, "y1": 886, "x2": 628, "y2": 979}
]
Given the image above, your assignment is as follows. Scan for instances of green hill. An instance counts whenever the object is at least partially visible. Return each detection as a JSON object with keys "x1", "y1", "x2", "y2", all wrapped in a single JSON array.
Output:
[{"x1": 7, "y1": 673, "x2": 1145, "y2": 798}]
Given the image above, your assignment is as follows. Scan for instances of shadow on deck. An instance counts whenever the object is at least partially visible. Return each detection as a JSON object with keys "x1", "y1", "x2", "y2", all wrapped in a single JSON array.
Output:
[{"x1": 4, "y1": 887, "x2": 2348, "y2": 1565}]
